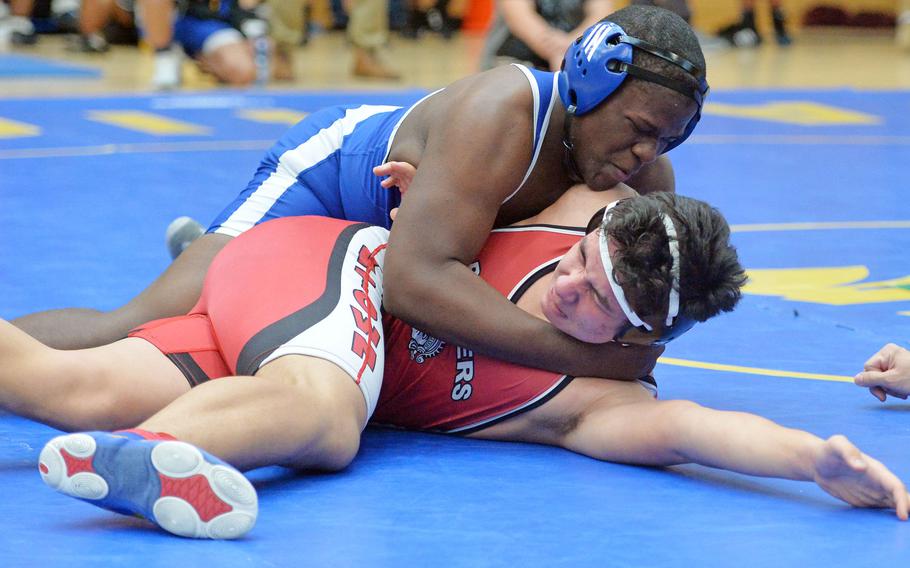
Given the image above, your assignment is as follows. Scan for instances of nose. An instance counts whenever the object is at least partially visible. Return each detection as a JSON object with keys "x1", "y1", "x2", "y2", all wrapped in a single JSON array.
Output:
[
  {"x1": 553, "y1": 270, "x2": 583, "y2": 304},
  {"x1": 631, "y1": 137, "x2": 659, "y2": 164}
]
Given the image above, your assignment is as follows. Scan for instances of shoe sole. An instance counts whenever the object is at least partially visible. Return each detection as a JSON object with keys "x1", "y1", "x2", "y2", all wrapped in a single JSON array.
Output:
[{"x1": 39, "y1": 433, "x2": 257, "y2": 539}]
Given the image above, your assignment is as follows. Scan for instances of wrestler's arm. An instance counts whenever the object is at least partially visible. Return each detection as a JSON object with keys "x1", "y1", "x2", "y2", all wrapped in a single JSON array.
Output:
[
  {"x1": 383, "y1": 84, "x2": 658, "y2": 380},
  {"x1": 560, "y1": 394, "x2": 910, "y2": 518}
]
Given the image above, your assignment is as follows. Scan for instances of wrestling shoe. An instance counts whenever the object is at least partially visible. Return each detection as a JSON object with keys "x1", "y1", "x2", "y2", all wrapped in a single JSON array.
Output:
[
  {"x1": 38, "y1": 432, "x2": 258, "y2": 539},
  {"x1": 152, "y1": 46, "x2": 182, "y2": 91},
  {"x1": 165, "y1": 216, "x2": 204, "y2": 259}
]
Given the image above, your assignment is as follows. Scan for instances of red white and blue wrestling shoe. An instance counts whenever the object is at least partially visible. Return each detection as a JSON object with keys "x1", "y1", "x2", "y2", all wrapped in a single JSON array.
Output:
[{"x1": 38, "y1": 431, "x2": 258, "y2": 539}]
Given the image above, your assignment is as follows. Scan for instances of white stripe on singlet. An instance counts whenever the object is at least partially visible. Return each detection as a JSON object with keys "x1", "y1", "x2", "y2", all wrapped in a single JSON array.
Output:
[
  {"x1": 382, "y1": 89, "x2": 443, "y2": 163},
  {"x1": 503, "y1": 65, "x2": 559, "y2": 205},
  {"x1": 216, "y1": 104, "x2": 400, "y2": 237}
]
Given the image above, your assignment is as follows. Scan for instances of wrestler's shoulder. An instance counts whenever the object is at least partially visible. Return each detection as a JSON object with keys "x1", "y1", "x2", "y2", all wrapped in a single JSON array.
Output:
[{"x1": 431, "y1": 66, "x2": 536, "y2": 121}]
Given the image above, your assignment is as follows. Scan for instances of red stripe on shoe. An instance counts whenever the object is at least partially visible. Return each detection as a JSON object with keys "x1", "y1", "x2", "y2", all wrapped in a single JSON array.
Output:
[
  {"x1": 60, "y1": 449, "x2": 95, "y2": 476},
  {"x1": 159, "y1": 474, "x2": 232, "y2": 522},
  {"x1": 116, "y1": 429, "x2": 178, "y2": 441}
]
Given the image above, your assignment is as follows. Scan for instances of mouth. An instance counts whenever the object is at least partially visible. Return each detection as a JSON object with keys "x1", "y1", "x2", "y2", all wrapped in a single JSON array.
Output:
[
  {"x1": 548, "y1": 287, "x2": 568, "y2": 319},
  {"x1": 611, "y1": 163, "x2": 631, "y2": 183}
]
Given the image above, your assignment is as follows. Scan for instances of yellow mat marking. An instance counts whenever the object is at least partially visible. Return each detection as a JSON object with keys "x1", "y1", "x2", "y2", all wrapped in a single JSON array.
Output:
[
  {"x1": 86, "y1": 111, "x2": 210, "y2": 135},
  {"x1": 236, "y1": 108, "x2": 309, "y2": 124},
  {"x1": 0, "y1": 117, "x2": 40, "y2": 138},
  {"x1": 658, "y1": 357, "x2": 853, "y2": 383},
  {"x1": 705, "y1": 101, "x2": 881, "y2": 125},
  {"x1": 743, "y1": 266, "x2": 910, "y2": 306},
  {"x1": 691, "y1": 134, "x2": 910, "y2": 145}
]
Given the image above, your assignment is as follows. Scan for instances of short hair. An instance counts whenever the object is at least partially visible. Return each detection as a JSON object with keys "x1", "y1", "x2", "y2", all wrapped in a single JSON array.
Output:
[
  {"x1": 604, "y1": 5, "x2": 706, "y2": 100},
  {"x1": 603, "y1": 193, "x2": 746, "y2": 323}
]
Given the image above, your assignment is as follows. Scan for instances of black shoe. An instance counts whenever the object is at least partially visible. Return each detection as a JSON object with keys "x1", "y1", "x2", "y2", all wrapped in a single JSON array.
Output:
[
  {"x1": 11, "y1": 29, "x2": 38, "y2": 45},
  {"x1": 773, "y1": 10, "x2": 792, "y2": 46}
]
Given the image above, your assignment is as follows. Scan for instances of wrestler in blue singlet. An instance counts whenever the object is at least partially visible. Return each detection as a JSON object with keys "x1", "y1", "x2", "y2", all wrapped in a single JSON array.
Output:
[{"x1": 207, "y1": 65, "x2": 560, "y2": 237}]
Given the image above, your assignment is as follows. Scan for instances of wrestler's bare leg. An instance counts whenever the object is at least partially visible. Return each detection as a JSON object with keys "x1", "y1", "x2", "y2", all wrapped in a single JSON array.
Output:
[
  {"x1": 197, "y1": 42, "x2": 257, "y2": 86},
  {"x1": 139, "y1": 355, "x2": 366, "y2": 472},
  {"x1": 0, "y1": 319, "x2": 189, "y2": 431},
  {"x1": 12, "y1": 233, "x2": 232, "y2": 350}
]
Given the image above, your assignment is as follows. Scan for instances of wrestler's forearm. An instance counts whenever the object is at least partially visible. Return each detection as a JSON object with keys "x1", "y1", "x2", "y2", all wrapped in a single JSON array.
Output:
[
  {"x1": 660, "y1": 401, "x2": 820, "y2": 480},
  {"x1": 569, "y1": 399, "x2": 820, "y2": 481},
  {"x1": 382, "y1": 256, "x2": 653, "y2": 379}
]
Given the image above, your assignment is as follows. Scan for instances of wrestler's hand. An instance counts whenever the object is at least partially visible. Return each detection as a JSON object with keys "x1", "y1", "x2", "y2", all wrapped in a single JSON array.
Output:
[
  {"x1": 598, "y1": 341, "x2": 664, "y2": 380},
  {"x1": 373, "y1": 161, "x2": 417, "y2": 193},
  {"x1": 812, "y1": 435, "x2": 910, "y2": 520},
  {"x1": 854, "y1": 343, "x2": 910, "y2": 402}
]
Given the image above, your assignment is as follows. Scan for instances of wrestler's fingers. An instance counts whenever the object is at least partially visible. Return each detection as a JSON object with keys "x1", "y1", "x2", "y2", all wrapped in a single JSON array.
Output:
[
  {"x1": 869, "y1": 386, "x2": 887, "y2": 402},
  {"x1": 855, "y1": 370, "x2": 885, "y2": 388},
  {"x1": 863, "y1": 355, "x2": 885, "y2": 373},
  {"x1": 895, "y1": 488, "x2": 910, "y2": 521}
]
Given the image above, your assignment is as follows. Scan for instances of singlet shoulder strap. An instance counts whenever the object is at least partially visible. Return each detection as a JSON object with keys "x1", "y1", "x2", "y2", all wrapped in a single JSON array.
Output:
[{"x1": 503, "y1": 65, "x2": 560, "y2": 204}]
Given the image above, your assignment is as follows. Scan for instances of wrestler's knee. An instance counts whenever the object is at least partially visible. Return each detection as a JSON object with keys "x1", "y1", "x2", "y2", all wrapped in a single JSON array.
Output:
[
  {"x1": 292, "y1": 386, "x2": 363, "y2": 472},
  {"x1": 207, "y1": 47, "x2": 256, "y2": 85}
]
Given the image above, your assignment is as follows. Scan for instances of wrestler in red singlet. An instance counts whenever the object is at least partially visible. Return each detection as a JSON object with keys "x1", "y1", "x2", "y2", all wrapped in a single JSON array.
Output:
[{"x1": 374, "y1": 225, "x2": 615, "y2": 435}]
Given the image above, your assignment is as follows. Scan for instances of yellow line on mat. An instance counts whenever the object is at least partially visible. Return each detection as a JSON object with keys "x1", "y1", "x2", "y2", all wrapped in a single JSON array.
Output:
[
  {"x1": 731, "y1": 220, "x2": 910, "y2": 232},
  {"x1": 658, "y1": 357, "x2": 854, "y2": 383}
]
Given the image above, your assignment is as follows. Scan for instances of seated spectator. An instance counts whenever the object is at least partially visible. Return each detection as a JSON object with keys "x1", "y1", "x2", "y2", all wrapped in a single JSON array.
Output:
[
  {"x1": 139, "y1": 0, "x2": 267, "y2": 90},
  {"x1": 479, "y1": 0, "x2": 613, "y2": 71}
]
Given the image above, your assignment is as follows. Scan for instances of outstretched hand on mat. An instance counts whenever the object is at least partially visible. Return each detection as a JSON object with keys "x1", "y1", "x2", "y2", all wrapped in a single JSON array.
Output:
[{"x1": 813, "y1": 435, "x2": 910, "y2": 520}]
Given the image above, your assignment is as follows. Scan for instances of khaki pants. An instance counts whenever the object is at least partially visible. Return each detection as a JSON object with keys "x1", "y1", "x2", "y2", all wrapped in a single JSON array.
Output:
[
  {"x1": 268, "y1": 0, "x2": 306, "y2": 50},
  {"x1": 346, "y1": 0, "x2": 388, "y2": 50}
]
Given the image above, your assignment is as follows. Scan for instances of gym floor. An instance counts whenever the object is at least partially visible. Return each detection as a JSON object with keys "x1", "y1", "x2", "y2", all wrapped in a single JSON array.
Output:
[{"x1": 1, "y1": 27, "x2": 909, "y2": 566}]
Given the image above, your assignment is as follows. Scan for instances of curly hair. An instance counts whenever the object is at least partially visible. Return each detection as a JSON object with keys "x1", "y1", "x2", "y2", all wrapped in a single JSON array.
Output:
[
  {"x1": 604, "y1": 5, "x2": 706, "y2": 100},
  {"x1": 603, "y1": 193, "x2": 746, "y2": 323}
]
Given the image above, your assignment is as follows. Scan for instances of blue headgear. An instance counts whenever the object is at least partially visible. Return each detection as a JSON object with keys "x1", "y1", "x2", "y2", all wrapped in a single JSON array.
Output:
[{"x1": 557, "y1": 21, "x2": 709, "y2": 154}]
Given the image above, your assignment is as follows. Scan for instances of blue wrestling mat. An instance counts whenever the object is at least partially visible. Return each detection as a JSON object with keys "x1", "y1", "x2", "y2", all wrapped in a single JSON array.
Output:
[
  {"x1": 0, "y1": 54, "x2": 101, "y2": 78},
  {"x1": 1, "y1": 88, "x2": 909, "y2": 566}
]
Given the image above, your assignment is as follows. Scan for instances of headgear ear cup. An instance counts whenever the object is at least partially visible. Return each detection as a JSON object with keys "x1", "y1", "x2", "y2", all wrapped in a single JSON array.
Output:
[
  {"x1": 557, "y1": 22, "x2": 633, "y2": 115},
  {"x1": 557, "y1": 20, "x2": 709, "y2": 153}
]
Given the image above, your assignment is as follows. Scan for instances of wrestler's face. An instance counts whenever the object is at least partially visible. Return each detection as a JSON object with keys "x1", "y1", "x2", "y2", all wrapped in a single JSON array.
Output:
[
  {"x1": 569, "y1": 82, "x2": 697, "y2": 191},
  {"x1": 541, "y1": 230, "x2": 629, "y2": 343}
]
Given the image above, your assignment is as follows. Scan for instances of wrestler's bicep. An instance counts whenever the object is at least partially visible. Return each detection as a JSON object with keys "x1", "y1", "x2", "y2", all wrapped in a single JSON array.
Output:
[{"x1": 389, "y1": 108, "x2": 532, "y2": 263}]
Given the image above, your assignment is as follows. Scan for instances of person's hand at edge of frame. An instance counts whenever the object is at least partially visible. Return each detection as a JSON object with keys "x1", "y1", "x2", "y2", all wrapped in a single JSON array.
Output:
[{"x1": 855, "y1": 343, "x2": 910, "y2": 402}]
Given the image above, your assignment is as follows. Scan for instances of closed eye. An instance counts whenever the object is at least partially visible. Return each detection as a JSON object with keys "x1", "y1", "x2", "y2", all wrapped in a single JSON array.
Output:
[{"x1": 580, "y1": 238, "x2": 613, "y2": 314}]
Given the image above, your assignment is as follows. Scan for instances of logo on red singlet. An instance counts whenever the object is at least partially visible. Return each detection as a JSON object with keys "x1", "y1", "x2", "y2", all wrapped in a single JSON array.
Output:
[
  {"x1": 451, "y1": 346, "x2": 475, "y2": 401},
  {"x1": 350, "y1": 244, "x2": 383, "y2": 381},
  {"x1": 408, "y1": 329, "x2": 445, "y2": 363}
]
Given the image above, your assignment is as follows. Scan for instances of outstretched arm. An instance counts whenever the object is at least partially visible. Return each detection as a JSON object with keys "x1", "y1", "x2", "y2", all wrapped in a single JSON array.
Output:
[{"x1": 562, "y1": 397, "x2": 910, "y2": 518}]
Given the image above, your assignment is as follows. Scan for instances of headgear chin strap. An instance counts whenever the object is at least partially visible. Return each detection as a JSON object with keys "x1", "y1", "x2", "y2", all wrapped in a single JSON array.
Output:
[
  {"x1": 558, "y1": 20, "x2": 709, "y2": 156},
  {"x1": 598, "y1": 200, "x2": 696, "y2": 345}
]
